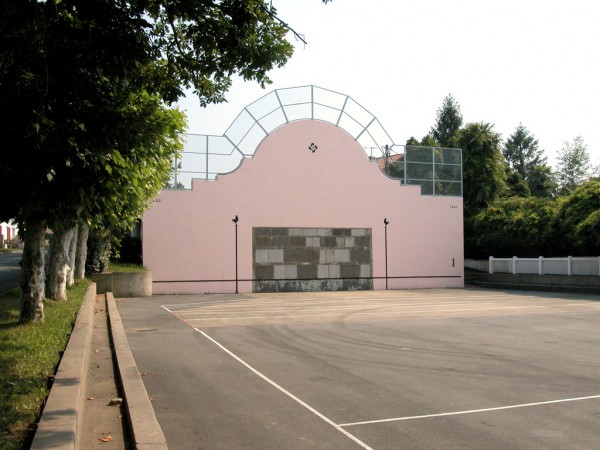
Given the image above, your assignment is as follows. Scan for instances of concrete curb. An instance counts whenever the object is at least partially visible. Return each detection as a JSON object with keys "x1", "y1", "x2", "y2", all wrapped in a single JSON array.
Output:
[
  {"x1": 31, "y1": 282, "x2": 97, "y2": 450},
  {"x1": 106, "y1": 292, "x2": 168, "y2": 449},
  {"x1": 467, "y1": 272, "x2": 600, "y2": 296}
]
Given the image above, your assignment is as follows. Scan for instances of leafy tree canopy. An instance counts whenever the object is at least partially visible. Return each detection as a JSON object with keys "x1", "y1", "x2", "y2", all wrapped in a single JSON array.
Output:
[
  {"x1": 406, "y1": 135, "x2": 439, "y2": 147},
  {"x1": 469, "y1": 196, "x2": 555, "y2": 258},
  {"x1": 553, "y1": 179, "x2": 600, "y2": 254},
  {"x1": 0, "y1": 0, "x2": 330, "y2": 322},
  {"x1": 502, "y1": 124, "x2": 547, "y2": 178},
  {"x1": 430, "y1": 94, "x2": 463, "y2": 148},
  {"x1": 526, "y1": 164, "x2": 557, "y2": 198},
  {"x1": 455, "y1": 122, "x2": 507, "y2": 218},
  {"x1": 556, "y1": 136, "x2": 592, "y2": 195}
]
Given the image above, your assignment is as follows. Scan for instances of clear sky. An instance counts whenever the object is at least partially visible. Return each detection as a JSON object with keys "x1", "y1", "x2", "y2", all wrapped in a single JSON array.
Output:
[{"x1": 177, "y1": 0, "x2": 600, "y2": 168}]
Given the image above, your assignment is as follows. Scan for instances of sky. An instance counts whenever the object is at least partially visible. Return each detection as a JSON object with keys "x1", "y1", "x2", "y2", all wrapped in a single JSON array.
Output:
[{"x1": 177, "y1": 0, "x2": 600, "y2": 169}]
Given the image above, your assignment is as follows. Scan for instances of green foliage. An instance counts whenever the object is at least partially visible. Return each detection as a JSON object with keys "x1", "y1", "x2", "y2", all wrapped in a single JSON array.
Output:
[
  {"x1": 502, "y1": 124, "x2": 556, "y2": 198},
  {"x1": 556, "y1": 136, "x2": 592, "y2": 195},
  {"x1": 503, "y1": 124, "x2": 546, "y2": 178},
  {"x1": 106, "y1": 261, "x2": 147, "y2": 273},
  {"x1": 0, "y1": 280, "x2": 89, "y2": 449},
  {"x1": 504, "y1": 169, "x2": 531, "y2": 198},
  {"x1": 456, "y1": 122, "x2": 507, "y2": 218},
  {"x1": 468, "y1": 197, "x2": 556, "y2": 258},
  {"x1": 85, "y1": 229, "x2": 112, "y2": 274},
  {"x1": 467, "y1": 180, "x2": 600, "y2": 257},
  {"x1": 526, "y1": 164, "x2": 558, "y2": 198},
  {"x1": 406, "y1": 135, "x2": 440, "y2": 147},
  {"x1": 553, "y1": 180, "x2": 600, "y2": 255},
  {"x1": 430, "y1": 94, "x2": 463, "y2": 148}
]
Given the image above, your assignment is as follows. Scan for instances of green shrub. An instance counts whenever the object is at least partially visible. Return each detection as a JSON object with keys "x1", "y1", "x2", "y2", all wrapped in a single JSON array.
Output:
[{"x1": 85, "y1": 229, "x2": 111, "y2": 273}]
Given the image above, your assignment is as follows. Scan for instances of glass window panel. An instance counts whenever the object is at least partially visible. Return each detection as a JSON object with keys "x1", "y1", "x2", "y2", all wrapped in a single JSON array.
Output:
[
  {"x1": 406, "y1": 162, "x2": 433, "y2": 180},
  {"x1": 313, "y1": 103, "x2": 341, "y2": 125},
  {"x1": 277, "y1": 86, "x2": 311, "y2": 106},
  {"x1": 343, "y1": 97, "x2": 374, "y2": 128},
  {"x1": 237, "y1": 124, "x2": 267, "y2": 156},
  {"x1": 246, "y1": 91, "x2": 280, "y2": 120},
  {"x1": 436, "y1": 147, "x2": 462, "y2": 164},
  {"x1": 435, "y1": 181, "x2": 462, "y2": 196},
  {"x1": 406, "y1": 146, "x2": 434, "y2": 163},
  {"x1": 435, "y1": 164, "x2": 462, "y2": 181},
  {"x1": 258, "y1": 108, "x2": 287, "y2": 135},
  {"x1": 313, "y1": 87, "x2": 347, "y2": 110},
  {"x1": 283, "y1": 103, "x2": 312, "y2": 121}
]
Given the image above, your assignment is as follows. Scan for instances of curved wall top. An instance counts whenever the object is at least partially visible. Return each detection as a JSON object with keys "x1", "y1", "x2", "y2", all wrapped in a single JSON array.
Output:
[
  {"x1": 175, "y1": 86, "x2": 394, "y2": 183},
  {"x1": 172, "y1": 85, "x2": 462, "y2": 197}
]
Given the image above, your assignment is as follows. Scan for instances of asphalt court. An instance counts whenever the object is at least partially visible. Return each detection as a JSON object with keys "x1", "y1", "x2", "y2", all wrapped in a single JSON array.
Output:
[{"x1": 117, "y1": 289, "x2": 600, "y2": 449}]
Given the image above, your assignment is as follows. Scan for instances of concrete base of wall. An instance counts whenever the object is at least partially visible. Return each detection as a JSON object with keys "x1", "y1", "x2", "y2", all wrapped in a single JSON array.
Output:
[
  {"x1": 88, "y1": 271, "x2": 152, "y2": 297},
  {"x1": 466, "y1": 271, "x2": 600, "y2": 295}
]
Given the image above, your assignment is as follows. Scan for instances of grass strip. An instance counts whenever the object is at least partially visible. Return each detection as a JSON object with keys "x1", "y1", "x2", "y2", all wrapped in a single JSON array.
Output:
[
  {"x1": 0, "y1": 279, "x2": 90, "y2": 450},
  {"x1": 107, "y1": 261, "x2": 147, "y2": 273}
]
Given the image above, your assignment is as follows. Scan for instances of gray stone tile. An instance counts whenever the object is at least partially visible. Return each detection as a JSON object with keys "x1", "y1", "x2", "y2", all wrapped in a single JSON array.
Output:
[
  {"x1": 341, "y1": 264, "x2": 360, "y2": 278},
  {"x1": 328, "y1": 264, "x2": 340, "y2": 278},
  {"x1": 255, "y1": 249, "x2": 269, "y2": 263},
  {"x1": 254, "y1": 266, "x2": 273, "y2": 280},
  {"x1": 298, "y1": 264, "x2": 317, "y2": 280},
  {"x1": 268, "y1": 249, "x2": 284, "y2": 263},
  {"x1": 320, "y1": 249, "x2": 335, "y2": 264},
  {"x1": 289, "y1": 228, "x2": 304, "y2": 237},
  {"x1": 318, "y1": 265, "x2": 329, "y2": 278},
  {"x1": 360, "y1": 264, "x2": 372, "y2": 278},
  {"x1": 334, "y1": 249, "x2": 350, "y2": 263},
  {"x1": 318, "y1": 228, "x2": 332, "y2": 237}
]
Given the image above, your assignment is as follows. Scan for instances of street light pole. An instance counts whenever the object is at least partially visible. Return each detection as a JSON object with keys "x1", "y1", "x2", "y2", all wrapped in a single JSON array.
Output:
[
  {"x1": 384, "y1": 218, "x2": 389, "y2": 290},
  {"x1": 232, "y1": 215, "x2": 239, "y2": 294}
]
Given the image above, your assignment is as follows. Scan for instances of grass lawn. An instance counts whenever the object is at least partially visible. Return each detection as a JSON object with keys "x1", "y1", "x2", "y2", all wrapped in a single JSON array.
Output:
[
  {"x1": 107, "y1": 261, "x2": 147, "y2": 273},
  {"x1": 0, "y1": 249, "x2": 20, "y2": 254},
  {"x1": 0, "y1": 279, "x2": 90, "y2": 450}
]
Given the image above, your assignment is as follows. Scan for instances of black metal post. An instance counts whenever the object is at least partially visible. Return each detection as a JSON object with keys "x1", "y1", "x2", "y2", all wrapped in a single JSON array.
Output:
[
  {"x1": 232, "y1": 215, "x2": 239, "y2": 294},
  {"x1": 384, "y1": 218, "x2": 389, "y2": 290}
]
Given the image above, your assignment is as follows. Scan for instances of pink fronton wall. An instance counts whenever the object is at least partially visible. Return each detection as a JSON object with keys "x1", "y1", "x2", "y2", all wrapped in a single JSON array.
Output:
[{"x1": 143, "y1": 120, "x2": 464, "y2": 293}]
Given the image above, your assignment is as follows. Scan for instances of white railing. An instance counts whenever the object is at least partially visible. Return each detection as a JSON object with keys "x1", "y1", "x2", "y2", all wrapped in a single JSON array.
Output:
[{"x1": 486, "y1": 256, "x2": 600, "y2": 276}]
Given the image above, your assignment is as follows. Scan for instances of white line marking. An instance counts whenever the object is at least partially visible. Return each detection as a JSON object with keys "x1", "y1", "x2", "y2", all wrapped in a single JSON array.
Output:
[
  {"x1": 180, "y1": 303, "x2": 591, "y2": 322},
  {"x1": 339, "y1": 394, "x2": 600, "y2": 427},
  {"x1": 193, "y1": 327, "x2": 373, "y2": 450}
]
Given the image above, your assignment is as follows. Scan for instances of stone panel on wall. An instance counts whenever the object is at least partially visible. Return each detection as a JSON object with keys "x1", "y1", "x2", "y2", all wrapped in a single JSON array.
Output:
[{"x1": 253, "y1": 227, "x2": 372, "y2": 292}]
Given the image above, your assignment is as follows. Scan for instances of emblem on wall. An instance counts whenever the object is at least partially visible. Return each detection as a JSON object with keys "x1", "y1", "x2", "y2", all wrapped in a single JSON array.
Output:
[{"x1": 308, "y1": 143, "x2": 318, "y2": 153}]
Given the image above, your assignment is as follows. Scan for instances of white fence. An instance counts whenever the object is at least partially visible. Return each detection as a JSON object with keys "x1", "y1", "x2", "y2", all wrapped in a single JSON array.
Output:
[{"x1": 466, "y1": 257, "x2": 600, "y2": 276}]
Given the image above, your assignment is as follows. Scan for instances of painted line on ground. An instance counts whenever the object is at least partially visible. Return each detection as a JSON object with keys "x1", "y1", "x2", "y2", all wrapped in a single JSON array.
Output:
[
  {"x1": 193, "y1": 326, "x2": 374, "y2": 450},
  {"x1": 160, "y1": 293, "x2": 517, "y2": 309},
  {"x1": 177, "y1": 303, "x2": 596, "y2": 322},
  {"x1": 167, "y1": 299, "x2": 536, "y2": 314},
  {"x1": 339, "y1": 394, "x2": 600, "y2": 427},
  {"x1": 162, "y1": 294, "x2": 596, "y2": 313}
]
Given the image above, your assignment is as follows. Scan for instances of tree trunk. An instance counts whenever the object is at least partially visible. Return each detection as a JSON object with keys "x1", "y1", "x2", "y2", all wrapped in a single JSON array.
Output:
[
  {"x1": 67, "y1": 225, "x2": 79, "y2": 287},
  {"x1": 46, "y1": 227, "x2": 75, "y2": 301},
  {"x1": 20, "y1": 221, "x2": 46, "y2": 324},
  {"x1": 75, "y1": 223, "x2": 89, "y2": 279}
]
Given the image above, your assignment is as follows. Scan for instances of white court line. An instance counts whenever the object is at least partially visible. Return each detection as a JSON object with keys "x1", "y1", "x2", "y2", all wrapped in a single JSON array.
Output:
[
  {"x1": 169, "y1": 299, "x2": 526, "y2": 314},
  {"x1": 180, "y1": 303, "x2": 591, "y2": 322},
  {"x1": 193, "y1": 326, "x2": 374, "y2": 450},
  {"x1": 161, "y1": 293, "x2": 517, "y2": 310},
  {"x1": 339, "y1": 394, "x2": 600, "y2": 427},
  {"x1": 175, "y1": 300, "x2": 595, "y2": 316},
  {"x1": 163, "y1": 294, "x2": 595, "y2": 313}
]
